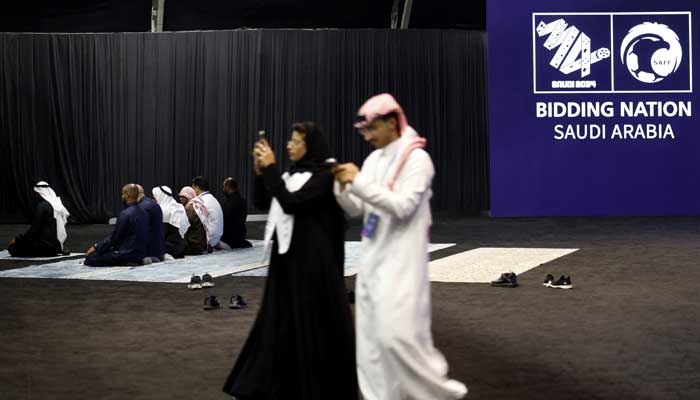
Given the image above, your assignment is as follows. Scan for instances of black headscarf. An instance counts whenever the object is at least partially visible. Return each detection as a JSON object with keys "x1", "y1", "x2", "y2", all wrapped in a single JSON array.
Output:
[{"x1": 289, "y1": 121, "x2": 332, "y2": 173}]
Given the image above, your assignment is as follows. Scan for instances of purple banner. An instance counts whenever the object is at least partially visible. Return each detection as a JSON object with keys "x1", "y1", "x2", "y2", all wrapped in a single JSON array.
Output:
[{"x1": 488, "y1": 0, "x2": 699, "y2": 216}]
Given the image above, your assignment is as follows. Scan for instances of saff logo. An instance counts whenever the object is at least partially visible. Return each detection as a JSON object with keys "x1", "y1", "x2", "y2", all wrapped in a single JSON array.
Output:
[
  {"x1": 620, "y1": 23, "x2": 683, "y2": 84},
  {"x1": 533, "y1": 12, "x2": 692, "y2": 94}
]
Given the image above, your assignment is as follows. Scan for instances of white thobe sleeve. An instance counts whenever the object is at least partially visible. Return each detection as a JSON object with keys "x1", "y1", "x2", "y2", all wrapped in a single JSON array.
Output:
[
  {"x1": 349, "y1": 150, "x2": 434, "y2": 221},
  {"x1": 334, "y1": 180, "x2": 365, "y2": 217}
]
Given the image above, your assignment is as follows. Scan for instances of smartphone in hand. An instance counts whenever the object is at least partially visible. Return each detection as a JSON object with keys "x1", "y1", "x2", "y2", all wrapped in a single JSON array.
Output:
[{"x1": 256, "y1": 130, "x2": 267, "y2": 145}]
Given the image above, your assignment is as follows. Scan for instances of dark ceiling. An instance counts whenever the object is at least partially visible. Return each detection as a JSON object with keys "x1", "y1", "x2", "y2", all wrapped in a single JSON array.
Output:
[{"x1": 0, "y1": 0, "x2": 486, "y2": 32}]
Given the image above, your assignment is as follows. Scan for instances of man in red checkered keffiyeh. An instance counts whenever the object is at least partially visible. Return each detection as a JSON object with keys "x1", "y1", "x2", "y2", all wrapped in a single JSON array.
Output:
[{"x1": 333, "y1": 93, "x2": 467, "y2": 400}]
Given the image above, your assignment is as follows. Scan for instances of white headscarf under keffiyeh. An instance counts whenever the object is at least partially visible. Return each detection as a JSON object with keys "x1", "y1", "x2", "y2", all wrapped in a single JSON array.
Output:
[
  {"x1": 33, "y1": 181, "x2": 69, "y2": 249},
  {"x1": 152, "y1": 186, "x2": 190, "y2": 239}
]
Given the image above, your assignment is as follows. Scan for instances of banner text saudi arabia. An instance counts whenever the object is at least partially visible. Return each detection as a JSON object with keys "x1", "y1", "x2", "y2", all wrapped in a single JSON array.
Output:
[{"x1": 535, "y1": 101, "x2": 693, "y2": 140}]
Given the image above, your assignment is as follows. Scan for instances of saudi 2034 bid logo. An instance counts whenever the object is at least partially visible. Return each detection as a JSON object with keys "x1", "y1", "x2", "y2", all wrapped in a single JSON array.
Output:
[
  {"x1": 620, "y1": 23, "x2": 683, "y2": 83},
  {"x1": 535, "y1": 18, "x2": 611, "y2": 78},
  {"x1": 532, "y1": 12, "x2": 692, "y2": 94}
]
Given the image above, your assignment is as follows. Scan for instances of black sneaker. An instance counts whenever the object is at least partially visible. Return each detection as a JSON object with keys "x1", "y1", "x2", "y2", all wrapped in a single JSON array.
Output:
[
  {"x1": 61, "y1": 246, "x2": 71, "y2": 256},
  {"x1": 490, "y1": 272, "x2": 518, "y2": 288},
  {"x1": 549, "y1": 275, "x2": 573, "y2": 289},
  {"x1": 188, "y1": 275, "x2": 202, "y2": 290},
  {"x1": 229, "y1": 295, "x2": 248, "y2": 309},
  {"x1": 203, "y1": 295, "x2": 222, "y2": 310},
  {"x1": 543, "y1": 274, "x2": 555, "y2": 287},
  {"x1": 201, "y1": 273, "x2": 215, "y2": 288}
]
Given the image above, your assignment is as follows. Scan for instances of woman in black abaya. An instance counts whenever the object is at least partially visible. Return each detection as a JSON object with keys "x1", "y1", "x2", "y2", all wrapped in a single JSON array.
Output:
[{"x1": 222, "y1": 122, "x2": 357, "y2": 399}]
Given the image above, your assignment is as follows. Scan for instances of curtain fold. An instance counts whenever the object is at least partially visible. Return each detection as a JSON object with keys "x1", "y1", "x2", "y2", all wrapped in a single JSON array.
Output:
[{"x1": 0, "y1": 30, "x2": 488, "y2": 223}]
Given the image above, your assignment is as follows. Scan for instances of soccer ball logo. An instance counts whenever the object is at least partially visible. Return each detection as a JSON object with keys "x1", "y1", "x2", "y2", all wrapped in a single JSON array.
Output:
[{"x1": 620, "y1": 22, "x2": 682, "y2": 83}]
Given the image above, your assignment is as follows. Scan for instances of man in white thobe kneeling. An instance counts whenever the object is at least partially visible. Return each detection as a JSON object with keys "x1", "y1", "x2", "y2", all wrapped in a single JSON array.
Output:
[{"x1": 333, "y1": 93, "x2": 467, "y2": 400}]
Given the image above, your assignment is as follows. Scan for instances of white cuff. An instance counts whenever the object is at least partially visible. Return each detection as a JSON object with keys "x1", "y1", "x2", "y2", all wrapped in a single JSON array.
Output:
[
  {"x1": 349, "y1": 172, "x2": 369, "y2": 195},
  {"x1": 333, "y1": 180, "x2": 352, "y2": 196}
]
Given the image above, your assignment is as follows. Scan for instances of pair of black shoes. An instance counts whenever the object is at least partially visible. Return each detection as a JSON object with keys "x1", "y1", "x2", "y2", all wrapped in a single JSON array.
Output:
[
  {"x1": 543, "y1": 274, "x2": 573, "y2": 289},
  {"x1": 490, "y1": 272, "x2": 519, "y2": 287},
  {"x1": 188, "y1": 273, "x2": 214, "y2": 290},
  {"x1": 203, "y1": 295, "x2": 248, "y2": 310}
]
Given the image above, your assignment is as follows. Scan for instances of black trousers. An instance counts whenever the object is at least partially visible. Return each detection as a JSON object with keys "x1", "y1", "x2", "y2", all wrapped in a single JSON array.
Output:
[
  {"x1": 84, "y1": 251, "x2": 141, "y2": 267},
  {"x1": 8, "y1": 238, "x2": 59, "y2": 257}
]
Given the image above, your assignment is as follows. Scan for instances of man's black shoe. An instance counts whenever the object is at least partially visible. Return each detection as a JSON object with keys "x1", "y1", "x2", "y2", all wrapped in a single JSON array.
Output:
[
  {"x1": 203, "y1": 295, "x2": 222, "y2": 310},
  {"x1": 201, "y1": 273, "x2": 215, "y2": 288},
  {"x1": 490, "y1": 272, "x2": 518, "y2": 288},
  {"x1": 188, "y1": 275, "x2": 202, "y2": 290},
  {"x1": 543, "y1": 274, "x2": 555, "y2": 287},
  {"x1": 549, "y1": 275, "x2": 573, "y2": 289},
  {"x1": 229, "y1": 295, "x2": 248, "y2": 309}
]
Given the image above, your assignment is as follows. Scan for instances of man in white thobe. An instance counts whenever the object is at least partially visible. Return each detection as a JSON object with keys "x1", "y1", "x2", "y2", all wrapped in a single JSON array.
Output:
[
  {"x1": 333, "y1": 93, "x2": 467, "y2": 400},
  {"x1": 191, "y1": 176, "x2": 227, "y2": 249}
]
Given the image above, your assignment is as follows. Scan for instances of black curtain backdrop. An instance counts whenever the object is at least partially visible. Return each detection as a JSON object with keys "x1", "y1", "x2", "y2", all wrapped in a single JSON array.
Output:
[{"x1": 0, "y1": 30, "x2": 488, "y2": 223}]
